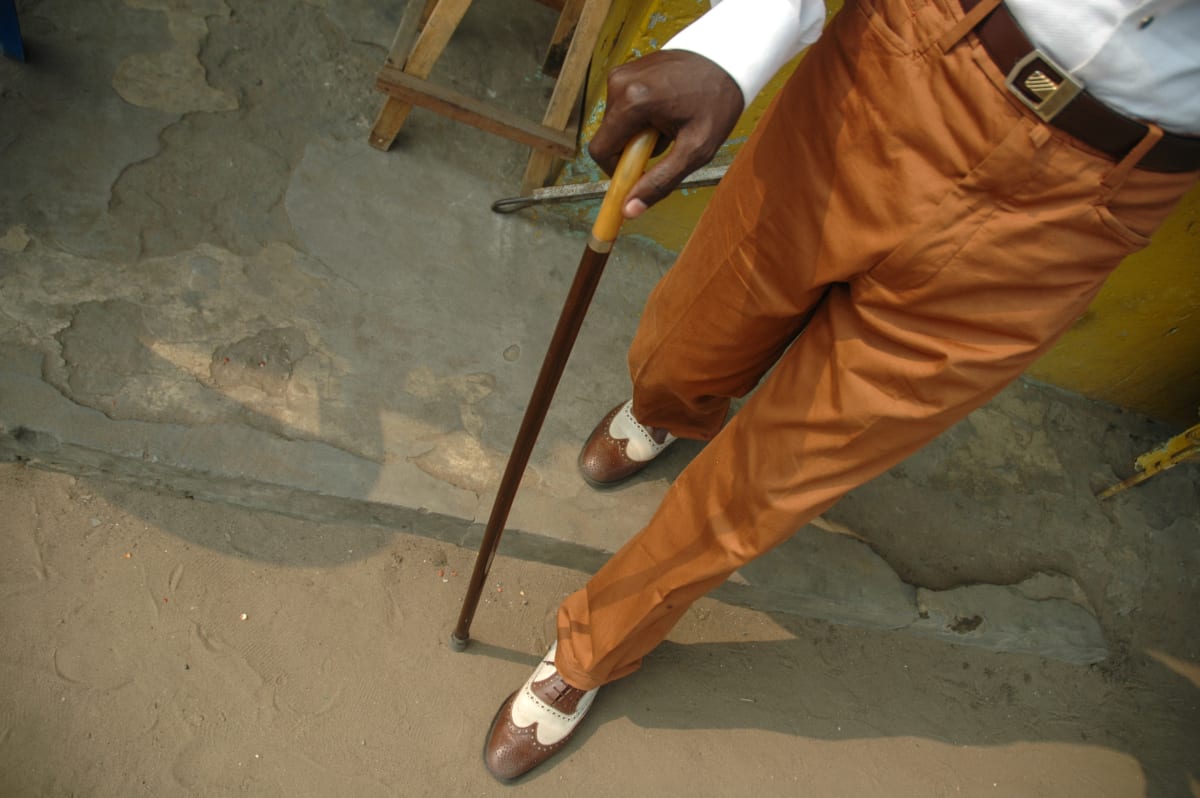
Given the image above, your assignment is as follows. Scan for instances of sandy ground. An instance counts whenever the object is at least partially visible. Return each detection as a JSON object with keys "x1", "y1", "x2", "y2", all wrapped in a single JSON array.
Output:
[{"x1": 1, "y1": 462, "x2": 1197, "y2": 797}]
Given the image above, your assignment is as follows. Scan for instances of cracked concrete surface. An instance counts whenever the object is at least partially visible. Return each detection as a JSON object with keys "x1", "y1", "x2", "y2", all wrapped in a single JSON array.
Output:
[
  {"x1": 113, "y1": 0, "x2": 239, "y2": 114},
  {"x1": 2, "y1": 0, "x2": 1198, "y2": 675}
]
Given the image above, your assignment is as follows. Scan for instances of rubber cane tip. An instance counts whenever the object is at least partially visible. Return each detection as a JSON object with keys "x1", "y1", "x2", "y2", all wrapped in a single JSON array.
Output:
[{"x1": 449, "y1": 632, "x2": 470, "y2": 652}]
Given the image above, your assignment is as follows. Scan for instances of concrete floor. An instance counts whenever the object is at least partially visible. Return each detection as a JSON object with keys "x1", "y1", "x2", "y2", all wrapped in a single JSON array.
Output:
[{"x1": 1, "y1": 0, "x2": 1198, "y2": 688}]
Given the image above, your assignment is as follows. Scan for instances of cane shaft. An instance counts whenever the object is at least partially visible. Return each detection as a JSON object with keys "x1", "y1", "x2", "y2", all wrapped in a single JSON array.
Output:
[
  {"x1": 451, "y1": 246, "x2": 610, "y2": 643},
  {"x1": 451, "y1": 130, "x2": 658, "y2": 648}
]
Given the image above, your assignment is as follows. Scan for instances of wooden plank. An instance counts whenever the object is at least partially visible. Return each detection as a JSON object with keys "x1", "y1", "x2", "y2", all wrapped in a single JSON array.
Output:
[
  {"x1": 383, "y1": 0, "x2": 427, "y2": 69},
  {"x1": 539, "y1": 0, "x2": 612, "y2": 131},
  {"x1": 369, "y1": 97, "x2": 414, "y2": 151},
  {"x1": 376, "y1": 67, "x2": 578, "y2": 158},
  {"x1": 522, "y1": 0, "x2": 610, "y2": 190},
  {"x1": 370, "y1": 0, "x2": 578, "y2": 154},
  {"x1": 521, "y1": 150, "x2": 561, "y2": 194},
  {"x1": 543, "y1": 0, "x2": 585, "y2": 78},
  {"x1": 368, "y1": 0, "x2": 474, "y2": 151},
  {"x1": 405, "y1": 0, "x2": 473, "y2": 77},
  {"x1": 418, "y1": 0, "x2": 439, "y2": 28},
  {"x1": 521, "y1": 79, "x2": 585, "y2": 193}
]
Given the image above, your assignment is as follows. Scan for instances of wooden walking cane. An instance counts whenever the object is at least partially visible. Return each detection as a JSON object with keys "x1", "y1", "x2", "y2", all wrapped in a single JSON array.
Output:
[{"x1": 450, "y1": 130, "x2": 659, "y2": 651}]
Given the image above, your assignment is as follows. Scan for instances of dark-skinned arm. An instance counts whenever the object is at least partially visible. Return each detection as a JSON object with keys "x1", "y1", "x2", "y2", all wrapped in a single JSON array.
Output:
[{"x1": 588, "y1": 0, "x2": 828, "y2": 218}]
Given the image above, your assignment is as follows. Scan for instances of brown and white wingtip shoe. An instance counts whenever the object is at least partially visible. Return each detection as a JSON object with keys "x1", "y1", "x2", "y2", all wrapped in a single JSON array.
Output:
[
  {"x1": 482, "y1": 643, "x2": 599, "y2": 782},
  {"x1": 577, "y1": 399, "x2": 677, "y2": 488}
]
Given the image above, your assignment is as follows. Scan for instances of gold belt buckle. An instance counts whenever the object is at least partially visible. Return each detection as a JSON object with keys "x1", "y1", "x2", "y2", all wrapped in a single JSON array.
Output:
[{"x1": 1004, "y1": 49, "x2": 1084, "y2": 123}]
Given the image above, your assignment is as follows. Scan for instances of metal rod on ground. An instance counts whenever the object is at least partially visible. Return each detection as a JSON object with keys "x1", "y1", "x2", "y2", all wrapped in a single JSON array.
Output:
[
  {"x1": 450, "y1": 130, "x2": 659, "y2": 651},
  {"x1": 490, "y1": 163, "x2": 726, "y2": 214}
]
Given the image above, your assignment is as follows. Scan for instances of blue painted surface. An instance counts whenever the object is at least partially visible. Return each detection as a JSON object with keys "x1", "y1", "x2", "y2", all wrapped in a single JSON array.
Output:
[{"x1": 1, "y1": 0, "x2": 26, "y2": 61}]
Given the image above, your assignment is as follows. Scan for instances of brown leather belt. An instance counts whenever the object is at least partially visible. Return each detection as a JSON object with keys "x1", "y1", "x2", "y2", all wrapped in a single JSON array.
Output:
[{"x1": 961, "y1": 0, "x2": 1200, "y2": 173}]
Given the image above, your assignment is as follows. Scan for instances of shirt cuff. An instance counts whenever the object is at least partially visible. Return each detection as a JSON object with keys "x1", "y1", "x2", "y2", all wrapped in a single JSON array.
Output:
[{"x1": 662, "y1": 0, "x2": 827, "y2": 104}]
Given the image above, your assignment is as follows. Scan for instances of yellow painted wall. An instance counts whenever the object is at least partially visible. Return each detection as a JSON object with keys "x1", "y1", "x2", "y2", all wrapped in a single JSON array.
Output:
[
  {"x1": 557, "y1": 0, "x2": 1200, "y2": 424},
  {"x1": 1027, "y1": 184, "x2": 1200, "y2": 423}
]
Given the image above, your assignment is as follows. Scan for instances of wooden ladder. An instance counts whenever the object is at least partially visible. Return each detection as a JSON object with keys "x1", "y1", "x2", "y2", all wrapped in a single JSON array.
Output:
[{"x1": 369, "y1": 0, "x2": 612, "y2": 194}]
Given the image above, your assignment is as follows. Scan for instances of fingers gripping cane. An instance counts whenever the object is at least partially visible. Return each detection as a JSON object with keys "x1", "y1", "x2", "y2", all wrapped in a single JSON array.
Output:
[{"x1": 450, "y1": 131, "x2": 659, "y2": 651}]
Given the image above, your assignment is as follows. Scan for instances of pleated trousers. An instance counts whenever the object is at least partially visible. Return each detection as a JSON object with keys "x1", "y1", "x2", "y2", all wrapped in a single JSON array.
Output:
[{"x1": 555, "y1": 0, "x2": 1198, "y2": 690}]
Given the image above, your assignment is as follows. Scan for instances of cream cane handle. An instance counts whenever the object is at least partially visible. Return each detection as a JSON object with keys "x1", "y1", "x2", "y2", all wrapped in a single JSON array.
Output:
[{"x1": 590, "y1": 130, "x2": 659, "y2": 247}]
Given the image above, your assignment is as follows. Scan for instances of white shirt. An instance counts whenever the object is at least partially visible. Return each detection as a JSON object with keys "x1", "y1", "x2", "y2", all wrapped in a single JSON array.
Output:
[{"x1": 663, "y1": 0, "x2": 1200, "y2": 135}]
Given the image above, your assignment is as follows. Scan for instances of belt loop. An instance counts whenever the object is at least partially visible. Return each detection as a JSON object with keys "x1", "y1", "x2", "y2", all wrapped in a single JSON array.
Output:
[
  {"x1": 937, "y1": 0, "x2": 1002, "y2": 53},
  {"x1": 1101, "y1": 122, "x2": 1165, "y2": 199}
]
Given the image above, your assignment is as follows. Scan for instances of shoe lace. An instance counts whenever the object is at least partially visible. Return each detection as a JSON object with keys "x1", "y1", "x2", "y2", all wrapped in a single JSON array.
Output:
[{"x1": 541, "y1": 663, "x2": 584, "y2": 703}]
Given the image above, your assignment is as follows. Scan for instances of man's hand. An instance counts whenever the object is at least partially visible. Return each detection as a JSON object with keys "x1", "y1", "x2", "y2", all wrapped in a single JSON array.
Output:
[{"x1": 588, "y1": 50, "x2": 744, "y2": 219}]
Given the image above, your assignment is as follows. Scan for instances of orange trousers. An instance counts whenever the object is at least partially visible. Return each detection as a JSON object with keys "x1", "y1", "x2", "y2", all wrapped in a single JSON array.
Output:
[{"x1": 555, "y1": 0, "x2": 1198, "y2": 690}]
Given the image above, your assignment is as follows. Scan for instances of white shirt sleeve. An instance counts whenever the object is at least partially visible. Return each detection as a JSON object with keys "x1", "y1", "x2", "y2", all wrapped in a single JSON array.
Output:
[{"x1": 662, "y1": 0, "x2": 828, "y2": 104}]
